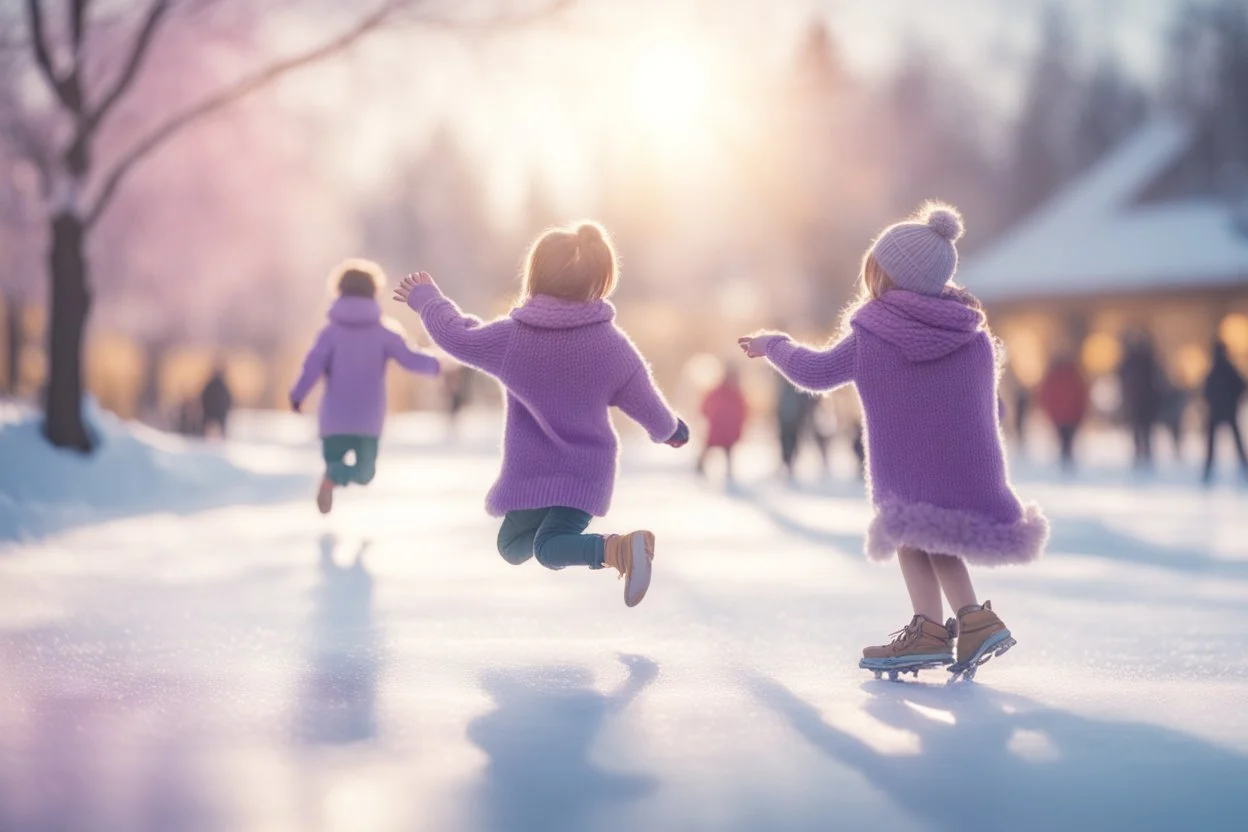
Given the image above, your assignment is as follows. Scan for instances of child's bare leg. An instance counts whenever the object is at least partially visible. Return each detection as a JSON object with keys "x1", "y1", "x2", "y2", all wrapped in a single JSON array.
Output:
[
  {"x1": 897, "y1": 547, "x2": 943, "y2": 622},
  {"x1": 929, "y1": 552, "x2": 979, "y2": 612}
]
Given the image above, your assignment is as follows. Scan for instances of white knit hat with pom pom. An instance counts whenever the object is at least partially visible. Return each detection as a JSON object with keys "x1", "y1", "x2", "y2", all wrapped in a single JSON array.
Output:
[{"x1": 868, "y1": 202, "x2": 965, "y2": 297}]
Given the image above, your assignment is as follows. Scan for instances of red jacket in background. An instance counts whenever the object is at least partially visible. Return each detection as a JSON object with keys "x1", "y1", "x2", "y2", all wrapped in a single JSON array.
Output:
[
  {"x1": 1038, "y1": 360, "x2": 1089, "y2": 428},
  {"x1": 701, "y1": 381, "x2": 748, "y2": 448}
]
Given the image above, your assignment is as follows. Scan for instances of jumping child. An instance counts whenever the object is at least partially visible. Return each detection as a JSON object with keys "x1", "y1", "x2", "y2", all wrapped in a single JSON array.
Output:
[
  {"x1": 739, "y1": 203, "x2": 1048, "y2": 680},
  {"x1": 290, "y1": 259, "x2": 441, "y2": 514},
  {"x1": 394, "y1": 221, "x2": 688, "y2": 608}
]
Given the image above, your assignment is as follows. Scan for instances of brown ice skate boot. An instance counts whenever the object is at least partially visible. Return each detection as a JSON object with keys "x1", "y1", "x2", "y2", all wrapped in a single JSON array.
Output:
[
  {"x1": 949, "y1": 600, "x2": 1016, "y2": 682},
  {"x1": 316, "y1": 475, "x2": 334, "y2": 515},
  {"x1": 603, "y1": 530, "x2": 655, "y2": 608},
  {"x1": 859, "y1": 615, "x2": 955, "y2": 680}
]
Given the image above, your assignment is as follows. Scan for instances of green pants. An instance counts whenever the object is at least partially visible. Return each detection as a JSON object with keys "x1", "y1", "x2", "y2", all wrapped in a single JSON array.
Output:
[
  {"x1": 322, "y1": 435, "x2": 379, "y2": 487},
  {"x1": 496, "y1": 507, "x2": 605, "y2": 570}
]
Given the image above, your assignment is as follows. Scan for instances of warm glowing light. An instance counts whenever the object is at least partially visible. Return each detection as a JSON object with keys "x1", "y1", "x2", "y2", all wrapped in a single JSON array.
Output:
[
  {"x1": 630, "y1": 42, "x2": 712, "y2": 147},
  {"x1": 87, "y1": 334, "x2": 144, "y2": 419},
  {"x1": 1080, "y1": 332, "x2": 1123, "y2": 376},
  {"x1": 1219, "y1": 313, "x2": 1248, "y2": 355},
  {"x1": 999, "y1": 327, "x2": 1046, "y2": 387},
  {"x1": 683, "y1": 352, "x2": 725, "y2": 391},
  {"x1": 1177, "y1": 343, "x2": 1211, "y2": 388}
]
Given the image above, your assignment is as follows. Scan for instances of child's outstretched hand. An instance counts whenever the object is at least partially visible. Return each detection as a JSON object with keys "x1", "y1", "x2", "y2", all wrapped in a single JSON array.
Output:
[
  {"x1": 666, "y1": 419, "x2": 690, "y2": 448},
  {"x1": 393, "y1": 271, "x2": 433, "y2": 305},
  {"x1": 738, "y1": 335, "x2": 771, "y2": 359}
]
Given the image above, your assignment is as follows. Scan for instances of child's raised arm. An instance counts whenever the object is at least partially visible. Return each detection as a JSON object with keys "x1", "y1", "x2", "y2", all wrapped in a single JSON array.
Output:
[
  {"x1": 740, "y1": 332, "x2": 858, "y2": 393},
  {"x1": 610, "y1": 346, "x2": 686, "y2": 446},
  {"x1": 289, "y1": 327, "x2": 332, "y2": 411},
  {"x1": 394, "y1": 272, "x2": 512, "y2": 377},
  {"x1": 383, "y1": 329, "x2": 440, "y2": 376}
]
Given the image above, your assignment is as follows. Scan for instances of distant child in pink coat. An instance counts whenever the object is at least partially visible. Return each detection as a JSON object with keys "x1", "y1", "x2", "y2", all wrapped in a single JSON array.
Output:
[
  {"x1": 290, "y1": 260, "x2": 440, "y2": 514},
  {"x1": 697, "y1": 366, "x2": 748, "y2": 483}
]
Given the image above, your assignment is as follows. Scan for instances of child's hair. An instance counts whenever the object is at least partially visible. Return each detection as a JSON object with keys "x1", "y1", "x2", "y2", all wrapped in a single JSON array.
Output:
[
  {"x1": 330, "y1": 259, "x2": 385, "y2": 298},
  {"x1": 837, "y1": 241, "x2": 983, "y2": 338},
  {"x1": 522, "y1": 221, "x2": 617, "y2": 303}
]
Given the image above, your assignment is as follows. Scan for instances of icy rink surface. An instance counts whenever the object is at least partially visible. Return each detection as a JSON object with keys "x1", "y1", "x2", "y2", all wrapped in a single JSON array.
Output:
[{"x1": 2, "y1": 411, "x2": 1248, "y2": 831}]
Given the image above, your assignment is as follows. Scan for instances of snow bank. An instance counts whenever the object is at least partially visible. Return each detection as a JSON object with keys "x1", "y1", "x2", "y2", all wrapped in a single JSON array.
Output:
[{"x1": 0, "y1": 400, "x2": 306, "y2": 542}]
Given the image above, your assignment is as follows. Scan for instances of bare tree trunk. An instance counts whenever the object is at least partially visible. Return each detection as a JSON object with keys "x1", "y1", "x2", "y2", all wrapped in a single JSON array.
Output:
[
  {"x1": 3, "y1": 292, "x2": 20, "y2": 396},
  {"x1": 42, "y1": 211, "x2": 92, "y2": 451}
]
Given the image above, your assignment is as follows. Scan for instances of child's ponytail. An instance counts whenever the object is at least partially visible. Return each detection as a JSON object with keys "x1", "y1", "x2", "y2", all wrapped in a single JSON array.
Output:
[{"x1": 522, "y1": 220, "x2": 618, "y2": 303}]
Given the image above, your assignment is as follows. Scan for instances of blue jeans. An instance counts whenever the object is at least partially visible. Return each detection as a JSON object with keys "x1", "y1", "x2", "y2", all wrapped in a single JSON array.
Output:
[
  {"x1": 496, "y1": 507, "x2": 606, "y2": 570},
  {"x1": 322, "y1": 435, "x2": 379, "y2": 486}
]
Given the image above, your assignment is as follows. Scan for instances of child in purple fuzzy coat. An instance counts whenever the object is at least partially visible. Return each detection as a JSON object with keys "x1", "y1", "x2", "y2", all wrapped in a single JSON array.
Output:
[
  {"x1": 394, "y1": 222, "x2": 689, "y2": 608},
  {"x1": 740, "y1": 203, "x2": 1048, "y2": 680},
  {"x1": 290, "y1": 260, "x2": 441, "y2": 514}
]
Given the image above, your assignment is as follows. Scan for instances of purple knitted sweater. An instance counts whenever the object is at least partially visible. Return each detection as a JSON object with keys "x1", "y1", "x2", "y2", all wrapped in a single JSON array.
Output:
[
  {"x1": 290, "y1": 297, "x2": 440, "y2": 438},
  {"x1": 405, "y1": 282, "x2": 679, "y2": 517},
  {"x1": 761, "y1": 289, "x2": 1047, "y2": 565}
]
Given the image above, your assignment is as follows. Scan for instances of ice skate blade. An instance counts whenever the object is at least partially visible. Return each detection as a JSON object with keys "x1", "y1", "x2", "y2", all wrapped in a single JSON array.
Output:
[
  {"x1": 948, "y1": 632, "x2": 1016, "y2": 683},
  {"x1": 860, "y1": 655, "x2": 953, "y2": 682}
]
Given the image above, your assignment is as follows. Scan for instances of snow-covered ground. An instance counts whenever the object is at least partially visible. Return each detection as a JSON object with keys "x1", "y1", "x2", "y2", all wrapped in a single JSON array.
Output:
[{"x1": 1, "y1": 410, "x2": 1247, "y2": 831}]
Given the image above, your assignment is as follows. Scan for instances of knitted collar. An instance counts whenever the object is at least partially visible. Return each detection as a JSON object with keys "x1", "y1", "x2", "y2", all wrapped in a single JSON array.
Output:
[
  {"x1": 510, "y1": 294, "x2": 616, "y2": 330},
  {"x1": 852, "y1": 290, "x2": 984, "y2": 362},
  {"x1": 328, "y1": 296, "x2": 381, "y2": 327}
]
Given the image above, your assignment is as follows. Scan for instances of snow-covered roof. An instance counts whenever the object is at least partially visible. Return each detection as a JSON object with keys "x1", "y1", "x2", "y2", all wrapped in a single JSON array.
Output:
[{"x1": 959, "y1": 117, "x2": 1248, "y2": 303}]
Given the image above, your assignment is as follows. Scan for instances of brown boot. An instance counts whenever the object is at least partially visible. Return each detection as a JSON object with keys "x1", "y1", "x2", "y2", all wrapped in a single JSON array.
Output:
[
  {"x1": 859, "y1": 615, "x2": 954, "y2": 677},
  {"x1": 316, "y1": 476, "x2": 334, "y2": 515},
  {"x1": 950, "y1": 600, "x2": 1016, "y2": 680},
  {"x1": 603, "y1": 530, "x2": 655, "y2": 608}
]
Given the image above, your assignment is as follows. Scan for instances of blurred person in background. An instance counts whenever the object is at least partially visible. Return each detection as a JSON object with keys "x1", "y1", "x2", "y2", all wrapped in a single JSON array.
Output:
[
  {"x1": 1037, "y1": 351, "x2": 1089, "y2": 471},
  {"x1": 810, "y1": 397, "x2": 838, "y2": 479},
  {"x1": 1117, "y1": 329, "x2": 1162, "y2": 470},
  {"x1": 199, "y1": 365, "x2": 233, "y2": 439},
  {"x1": 1202, "y1": 337, "x2": 1248, "y2": 484},
  {"x1": 776, "y1": 375, "x2": 815, "y2": 482},
  {"x1": 1004, "y1": 366, "x2": 1031, "y2": 453},
  {"x1": 1157, "y1": 377, "x2": 1189, "y2": 462},
  {"x1": 177, "y1": 397, "x2": 202, "y2": 437},
  {"x1": 697, "y1": 364, "x2": 748, "y2": 484},
  {"x1": 443, "y1": 364, "x2": 473, "y2": 440},
  {"x1": 290, "y1": 260, "x2": 441, "y2": 515}
]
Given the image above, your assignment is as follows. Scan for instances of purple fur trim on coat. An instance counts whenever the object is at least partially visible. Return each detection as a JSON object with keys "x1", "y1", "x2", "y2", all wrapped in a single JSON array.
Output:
[{"x1": 866, "y1": 493, "x2": 1049, "y2": 566}]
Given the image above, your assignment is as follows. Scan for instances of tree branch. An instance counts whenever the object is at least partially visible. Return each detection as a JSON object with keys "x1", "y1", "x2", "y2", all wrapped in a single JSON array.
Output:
[
  {"x1": 405, "y1": 0, "x2": 574, "y2": 32},
  {"x1": 70, "y1": 0, "x2": 90, "y2": 56},
  {"x1": 84, "y1": 0, "x2": 405, "y2": 227},
  {"x1": 25, "y1": 0, "x2": 68, "y2": 107},
  {"x1": 83, "y1": 0, "x2": 574, "y2": 228},
  {"x1": 85, "y1": 0, "x2": 170, "y2": 131},
  {"x1": 26, "y1": 0, "x2": 86, "y2": 114}
]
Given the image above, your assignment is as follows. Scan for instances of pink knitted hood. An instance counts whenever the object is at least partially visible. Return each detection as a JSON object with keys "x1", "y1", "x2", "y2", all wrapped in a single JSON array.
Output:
[
  {"x1": 852, "y1": 290, "x2": 984, "y2": 362},
  {"x1": 510, "y1": 295, "x2": 616, "y2": 329}
]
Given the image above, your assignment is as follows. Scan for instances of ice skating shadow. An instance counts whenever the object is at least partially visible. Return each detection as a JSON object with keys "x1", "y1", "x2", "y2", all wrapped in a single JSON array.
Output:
[
  {"x1": 466, "y1": 654, "x2": 659, "y2": 832},
  {"x1": 1048, "y1": 516, "x2": 1248, "y2": 580},
  {"x1": 725, "y1": 483, "x2": 865, "y2": 554},
  {"x1": 748, "y1": 675, "x2": 1248, "y2": 832},
  {"x1": 294, "y1": 535, "x2": 381, "y2": 745}
]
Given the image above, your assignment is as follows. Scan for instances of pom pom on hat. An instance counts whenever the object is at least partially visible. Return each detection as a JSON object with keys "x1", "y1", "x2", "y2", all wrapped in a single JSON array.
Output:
[
  {"x1": 868, "y1": 201, "x2": 965, "y2": 296},
  {"x1": 924, "y1": 204, "x2": 964, "y2": 242}
]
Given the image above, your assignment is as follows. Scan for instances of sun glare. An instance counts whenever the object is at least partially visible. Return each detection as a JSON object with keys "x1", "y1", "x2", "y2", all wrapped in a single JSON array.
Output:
[{"x1": 630, "y1": 42, "x2": 712, "y2": 147}]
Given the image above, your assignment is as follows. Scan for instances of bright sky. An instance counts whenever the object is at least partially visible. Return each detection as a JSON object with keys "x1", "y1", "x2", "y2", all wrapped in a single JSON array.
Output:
[{"x1": 276, "y1": 0, "x2": 1187, "y2": 227}]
